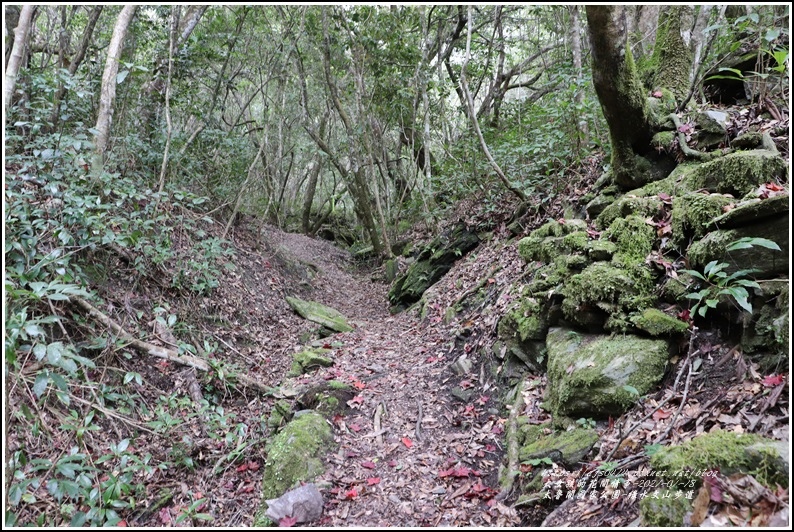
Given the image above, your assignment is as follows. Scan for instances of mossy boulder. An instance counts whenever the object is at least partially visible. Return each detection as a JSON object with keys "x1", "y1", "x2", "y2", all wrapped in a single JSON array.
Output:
[
  {"x1": 670, "y1": 192, "x2": 735, "y2": 249},
  {"x1": 517, "y1": 219, "x2": 589, "y2": 263},
  {"x1": 286, "y1": 296, "x2": 353, "y2": 333},
  {"x1": 388, "y1": 224, "x2": 479, "y2": 311},
  {"x1": 288, "y1": 348, "x2": 333, "y2": 377},
  {"x1": 545, "y1": 327, "x2": 670, "y2": 419},
  {"x1": 596, "y1": 195, "x2": 665, "y2": 230},
  {"x1": 687, "y1": 215, "x2": 788, "y2": 277},
  {"x1": 260, "y1": 412, "x2": 334, "y2": 500},
  {"x1": 708, "y1": 193, "x2": 789, "y2": 230},
  {"x1": 497, "y1": 295, "x2": 551, "y2": 372},
  {"x1": 631, "y1": 308, "x2": 690, "y2": 337},
  {"x1": 741, "y1": 280, "x2": 789, "y2": 373},
  {"x1": 518, "y1": 423, "x2": 599, "y2": 468},
  {"x1": 295, "y1": 381, "x2": 355, "y2": 417},
  {"x1": 560, "y1": 261, "x2": 655, "y2": 333},
  {"x1": 603, "y1": 215, "x2": 656, "y2": 266},
  {"x1": 639, "y1": 495, "x2": 694, "y2": 528}
]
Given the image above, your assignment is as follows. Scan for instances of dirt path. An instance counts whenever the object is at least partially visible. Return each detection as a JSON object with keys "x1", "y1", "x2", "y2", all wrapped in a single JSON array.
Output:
[{"x1": 261, "y1": 227, "x2": 519, "y2": 526}]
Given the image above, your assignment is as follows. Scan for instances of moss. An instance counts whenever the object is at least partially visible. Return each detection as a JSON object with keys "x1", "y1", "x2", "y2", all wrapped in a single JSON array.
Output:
[
  {"x1": 596, "y1": 196, "x2": 664, "y2": 231},
  {"x1": 327, "y1": 380, "x2": 351, "y2": 391},
  {"x1": 640, "y1": 495, "x2": 692, "y2": 527},
  {"x1": 545, "y1": 328, "x2": 670, "y2": 419},
  {"x1": 519, "y1": 427, "x2": 599, "y2": 468},
  {"x1": 631, "y1": 308, "x2": 689, "y2": 337},
  {"x1": 288, "y1": 348, "x2": 333, "y2": 377},
  {"x1": 587, "y1": 239, "x2": 618, "y2": 262},
  {"x1": 267, "y1": 399, "x2": 293, "y2": 431},
  {"x1": 499, "y1": 297, "x2": 547, "y2": 342},
  {"x1": 651, "y1": 6, "x2": 694, "y2": 103},
  {"x1": 651, "y1": 130, "x2": 676, "y2": 153},
  {"x1": 260, "y1": 412, "x2": 333, "y2": 500},
  {"x1": 650, "y1": 430, "x2": 786, "y2": 489},
  {"x1": 518, "y1": 221, "x2": 590, "y2": 263},
  {"x1": 670, "y1": 192, "x2": 734, "y2": 249},
  {"x1": 660, "y1": 271, "x2": 697, "y2": 304},
  {"x1": 604, "y1": 215, "x2": 656, "y2": 265},
  {"x1": 687, "y1": 150, "x2": 788, "y2": 197},
  {"x1": 285, "y1": 296, "x2": 353, "y2": 333}
]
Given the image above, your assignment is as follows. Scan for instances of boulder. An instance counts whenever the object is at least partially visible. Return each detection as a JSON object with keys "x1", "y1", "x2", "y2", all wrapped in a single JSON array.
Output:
[
  {"x1": 708, "y1": 193, "x2": 789, "y2": 230},
  {"x1": 259, "y1": 412, "x2": 333, "y2": 501},
  {"x1": 545, "y1": 327, "x2": 670, "y2": 419},
  {"x1": 687, "y1": 215, "x2": 788, "y2": 277},
  {"x1": 518, "y1": 423, "x2": 599, "y2": 468},
  {"x1": 388, "y1": 224, "x2": 479, "y2": 311},
  {"x1": 288, "y1": 348, "x2": 333, "y2": 377},
  {"x1": 264, "y1": 483, "x2": 324, "y2": 524},
  {"x1": 286, "y1": 296, "x2": 353, "y2": 333},
  {"x1": 740, "y1": 280, "x2": 789, "y2": 373}
]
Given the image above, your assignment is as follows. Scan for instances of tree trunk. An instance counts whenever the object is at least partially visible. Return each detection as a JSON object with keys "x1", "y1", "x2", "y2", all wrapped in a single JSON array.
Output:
[
  {"x1": 651, "y1": 6, "x2": 694, "y2": 102},
  {"x1": 93, "y1": 5, "x2": 137, "y2": 158},
  {"x1": 48, "y1": 6, "x2": 103, "y2": 130},
  {"x1": 586, "y1": 5, "x2": 656, "y2": 190},
  {"x1": 4, "y1": 4, "x2": 35, "y2": 113},
  {"x1": 570, "y1": 5, "x2": 588, "y2": 149}
]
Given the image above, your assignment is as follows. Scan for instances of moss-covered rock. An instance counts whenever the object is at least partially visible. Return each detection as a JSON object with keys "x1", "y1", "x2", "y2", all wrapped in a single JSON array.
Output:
[
  {"x1": 741, "y1": 280, "x2": 789, "y2": 373},
  {"x1": 587, "y1": 239, "x2": 618, "y2": 262},
  {"x1": 545, "y1": 327, "x2": 670, "y2": 419},
  {"x1": 670, "y1": 192, "x2": 735, "y2": 249},
  {"x1": 260, "y1": 412, "x2": 333, "y2": 500},
  {"x1": 388, "y1": 224, "x2": 479, "y2": 311},
  {"x1": 497, "y1": 295, "x2": 550, "y2": 372},
  {"x1": 518, "y1": 424, "x2": 599, "y2": 468},
  {"x1": 518, "y1": 220, "x2": 589, "y2": 263},
  {"x1": 267, "y1": 400, "x2": 293, "y2": 431},
  {"x1": 596, "y1": 195, "x2": 665, "y2": 231},
  {"x1": 687, "y1": 215, "x2": 788, "y2": 277},
  {"x1": 560, "y1": 261, "x2": 655, "y2": 333},
  {"x1": 687, "y1": 149, "x2": 787, "y2": 197},
  {"x1": 651, "y1": 130, "x2": 676, "y2": 152},
  {"x1": 603, "y1": 215, "x2": 656, "y2": 266},
  {"x1": 708, "y1": 193, "x2": 789, "y2": 230},
  {"x1": 286, "y1": 296, "x2": 353, "y2": 333},
  {"x1": 660, "y1": 271, "x2": 697, "y2": 304},
  {"x1": 649, "y1": 430, "x2": 788, "y2": 489},
  {"x1": 295, "y1": 381, "x2": 355, "y2": 417},
  {"x1": 631, "y1": 308, "x2": 689, "y2": 337},
  {"x1": 288, "y1": 348, "x2": 333, "y2": 377}
]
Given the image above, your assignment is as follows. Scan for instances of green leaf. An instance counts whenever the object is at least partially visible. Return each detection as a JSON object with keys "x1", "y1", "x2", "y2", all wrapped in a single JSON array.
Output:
[
  {"x1": 46, "y1": 342, "x2": 64, "y2": 364},
  {"x1": 116, "y1": 70, "x2": 130, "y2": 84},
  {"x1": 622, "y1": 385, "x2": 640, "y2": 396},
  {"x1": 726, "y1": 237, "x2": 781, "y2": 251},
  {"x1": 33, "y1": 373, "x2": 51, "y2": 398},
  {"x1": 680, "y1": 269, "x2": 707, "y2": 282}
]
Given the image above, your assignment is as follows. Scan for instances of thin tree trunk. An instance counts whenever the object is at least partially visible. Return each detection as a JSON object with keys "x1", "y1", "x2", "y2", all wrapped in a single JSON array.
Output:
[
  {"x1": 4, "y1": 4, "x2": 35, "y2": 113},
  {"x1": 222, "y1": 129, "x2": 268, "y2": 239},
  {"x1": 48, "y1": 6, "x2": 103, "y2": 129},
  {"x1": 460, "y1": 6, "x2": 526, "y2": 203},
  {"x1": 570, "y1": 5, "x2": 588, "y2": 149},
  {"x1": 93, "y1": 5, "x2": 137, "y2": 158},
  {"x1": 158, "y1": 6, "x2": 179, "y2": 193}
]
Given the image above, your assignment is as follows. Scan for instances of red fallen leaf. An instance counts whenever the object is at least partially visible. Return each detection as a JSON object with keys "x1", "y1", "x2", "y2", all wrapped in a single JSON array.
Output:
[
  {"x1": 236, "y1": 463, "x2": 249, "y2": 472},
  {"x1": 703, "y1": 472, "x2": 722, "y2": 503},
  {"x1": 240, "y1": 484, "x2": 256, "y2": 493},
  {"x1": 349, "y1": 423, "x2": 361, "y2": 432},
  {"x1": 401, "y1": 437, "x2": 413, "y2": 448},
  {"x1": 158, "y1": 508, "x2": 172, "y2": 525},
  {"x1": 762, "y1": 374, "x2": 784, "y2": 387},
  {"x1": 653, "y1": 408, "x2": 671, "y2": 421},
  {"x1": 279, "y1": 515, "x2": 298, "y2": 527},
  {"x1": 678, "y1": 309, "x2": 692, "y2": 323},
  {"x1": 322, "y1": 343, "x2": 332, "y2": 349},
  {"x1": 652, "y1": 90, "x2": 663, "y2": 98},
  {"x1": 345, "y1": 488, "x2": 358, "y2": 500},
  {"x1": 485, "y1": 444, "x2": 496, "y2": 452},
  {"x1": 491, "y1": 424, "x2": 504, "y2": 435},
  {"x1": 367, "y1": 477, "x2": 381, "y2": 486},
  {"x1": 117, "y1": 520, "x2": 128, "y2": 527},
  {"x1": 765, "y1": 182, "x2": 784, "y2": 191},
  {"x1": 460, "y1": 380, "x2": 474, "y2": 389},
  {"x1": 350, "y1": 395, "x2": 365, "y2": 405},
  {"x1": 361, "y1": 460, "x2": 376, "y2": 470},
  {"x1": 352, "y1": 380, "x2": 367, "y2": 390},
  {"x1": 487, "y1": 278, "x2": 495, "y2": 284},
  {"x1": 439, "y1": 466, "x2": 473, "y2": 478},
  {"x1": 425, "y1": 356, "x2": 438, "y2": 363},
  {"x1": 247, "y1": 461, "x2": 260, "y2": 471},
  {"x1": 388, "y1": 460, "x2": 397, "y2": 467},
  {"x1": 658, "y1": 192, "x2": 672, "y2": 203},
  {"x1": 608, "y1": 416, "x2": 615, "y2": 430},
  {"x1": 477, "y1": 395, "x2": 490, "y2": 405},
  {"x1": 678, "y1": 123, "x2": 693, "y2": 134},
  {"x1": 332, "y1": 414, "x2": 345, "y2": 425}
]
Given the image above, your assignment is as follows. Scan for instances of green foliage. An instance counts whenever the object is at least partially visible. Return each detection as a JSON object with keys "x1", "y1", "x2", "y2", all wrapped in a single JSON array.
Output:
[{"x1": 680, "y1": 237, "x2": 780, "y2": 318}]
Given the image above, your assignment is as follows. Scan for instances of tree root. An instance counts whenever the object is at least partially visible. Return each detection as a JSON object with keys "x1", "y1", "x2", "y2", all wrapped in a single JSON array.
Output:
[
  {"x1": 70, "y1": 296, "x2": 271, "y2": 394},
  {"x1": 667, "y1": 113, "x2": 726, "y2": 162}
]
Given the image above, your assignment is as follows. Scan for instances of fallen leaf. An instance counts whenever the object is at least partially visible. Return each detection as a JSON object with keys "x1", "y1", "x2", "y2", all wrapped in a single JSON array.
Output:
[
  {"x1": 401, "y1": 437, "x2": 413, "y2": 448},
  {"x1": 352, "y1": 380, "x2": 367, "y2": 390},
  {"x1": 762, "y1": 374, "x2": 784, "y2": 387},
  {"x1": 361, "y1": 460, "x2": 376, "y2": 470},
  {"x1": 279, "y1": 515, "x2": 297, "y2": 527},
  {"x1": 652, "y1": 409, "x2": 671, "y2": 422},
  {"x1": 345, "y1": 488, "x2": 358, "y2": 500},
  {"x1": 350, "y1": 423, "x2": 361, "y2": 432},
  {"x1": 367, "y1": 477, "x2": 381, "y2": 486}
]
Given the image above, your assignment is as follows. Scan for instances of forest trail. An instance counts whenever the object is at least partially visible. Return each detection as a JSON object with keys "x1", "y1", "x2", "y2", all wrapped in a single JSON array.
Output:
[{"x1": 260, "y1": 227, "x2": 518, "y2": 526}]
